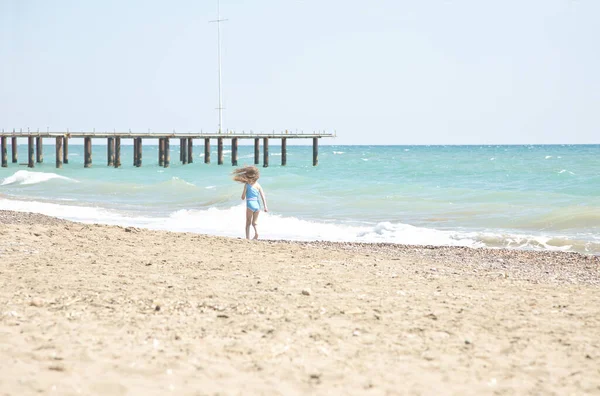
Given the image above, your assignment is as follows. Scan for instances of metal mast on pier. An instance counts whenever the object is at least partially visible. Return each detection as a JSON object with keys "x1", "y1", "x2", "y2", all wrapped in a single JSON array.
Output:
[{"x1": 210, "y1": 0, "x2": 227, "y2": 134}]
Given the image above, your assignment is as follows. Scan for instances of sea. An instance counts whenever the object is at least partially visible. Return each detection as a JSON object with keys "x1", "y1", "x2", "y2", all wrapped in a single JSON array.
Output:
[{"x1": 1, "y1": 143, "x2": 599, "y2": 255}]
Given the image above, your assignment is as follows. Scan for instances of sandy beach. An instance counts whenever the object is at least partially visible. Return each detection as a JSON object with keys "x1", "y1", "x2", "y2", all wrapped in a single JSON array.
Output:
[{"x1": 0, "y1": 210, "x2": 599, "y2": 395}]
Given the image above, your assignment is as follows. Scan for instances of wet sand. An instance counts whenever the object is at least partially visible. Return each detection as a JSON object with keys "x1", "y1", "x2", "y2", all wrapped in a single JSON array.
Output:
[{"x1": 1, "y1": 210, "x2": 599, "y2": 395}]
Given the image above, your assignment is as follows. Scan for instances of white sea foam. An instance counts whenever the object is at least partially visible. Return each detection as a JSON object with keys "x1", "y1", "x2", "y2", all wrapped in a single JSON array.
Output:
[
  {"x1": 475, "y1": 232, "x2": 579, "y2": 252},
  {"x1": 171, "y1": 177, "x2": 196, "y2": 187},
  {"x1": 545, "y1": 156, "x2": 552, "y2": 159},
  {"x1": 558, "y1": 169, "x2": 575, "y2": 175},
  {"x1": 333, "y1": 151, "x2": 345, "y2": 155},
  {"x1": 0, "y1": 198, "x2": 144, "y2": 226},
  {"x1": 355, "y1": 221, "x2": 480, "y2": 246},
  {"x1": 153, "y1": 207, "x2": 482, "y2": 245},
  {"x1": 0, "y1": 198, "x2": 484, "y2": 247},
  {"x1": 1, "y1": 170, "x2": 78, "y2": 186}
]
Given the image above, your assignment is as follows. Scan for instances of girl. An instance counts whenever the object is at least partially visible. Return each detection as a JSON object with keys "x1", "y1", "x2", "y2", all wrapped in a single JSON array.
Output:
[{"x1": 232, "y1": 166, "x2": 268, "y2": 240}]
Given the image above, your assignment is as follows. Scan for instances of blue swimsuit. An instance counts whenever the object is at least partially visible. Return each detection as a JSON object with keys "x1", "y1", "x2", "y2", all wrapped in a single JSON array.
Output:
[{"x1": 246, "y1": 184, "x2": 261, "y2": 212}]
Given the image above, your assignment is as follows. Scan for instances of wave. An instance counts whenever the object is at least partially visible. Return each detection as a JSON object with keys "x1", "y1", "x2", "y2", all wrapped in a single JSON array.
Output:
[
  {"x1": 171, "y1": 177, "x2": 196, "y2": 188},
  {"x1": 0, "y1": 198, "x2": 146, "y2": 226},
  {"x1": 1, "y1": 170, "x2": 78, "y2": 186},
  {"x1": 510, "y1": 206, "x2": 600, "y2": 230},
  {"x1": 91, "y1": 177, "x2": 212, "y2": 196},
  {"x1": 474, "y1": 232, "x2": 600, "y2": 254},
  {"x1": 0, "y1": 198, "x2": 597, "y2": 254},
  {"x1": 558, "y1": 169, "x2": 575, "y2": 175}
]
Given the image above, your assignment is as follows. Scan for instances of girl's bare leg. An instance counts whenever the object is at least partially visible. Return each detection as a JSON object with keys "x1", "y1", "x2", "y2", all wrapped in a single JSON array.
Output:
[
  {"x1": 245, "y1": 208, "x2": 253, "y2": 239},
  {"x1": 252, "y1": 210, "x2": 260, "y2": 240}
]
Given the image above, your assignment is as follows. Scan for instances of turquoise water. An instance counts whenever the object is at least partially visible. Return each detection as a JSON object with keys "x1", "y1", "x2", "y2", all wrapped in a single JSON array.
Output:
[{"x1": 1, "y1": 143, "x2": 599, "y2": 254}]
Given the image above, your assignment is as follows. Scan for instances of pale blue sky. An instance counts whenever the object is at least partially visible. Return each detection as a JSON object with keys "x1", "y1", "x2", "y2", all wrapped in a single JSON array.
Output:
[{"x1": 1, "y1": 0, "x2": 598, "y2": 144}]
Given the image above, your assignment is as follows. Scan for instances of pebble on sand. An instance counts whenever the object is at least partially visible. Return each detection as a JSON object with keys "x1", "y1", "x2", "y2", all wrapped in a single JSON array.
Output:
[{"x1": 29, "y1": 298, "x2": 45, "y2": 307}]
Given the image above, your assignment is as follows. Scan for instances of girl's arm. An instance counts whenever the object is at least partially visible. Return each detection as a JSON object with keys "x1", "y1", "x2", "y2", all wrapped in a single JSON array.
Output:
[
  {"x1": 241, "y1": 184, "x2": 247, "y2": 200},
  {"x1": 259, "y1": 187, "x2": 268, "y2": 212}
]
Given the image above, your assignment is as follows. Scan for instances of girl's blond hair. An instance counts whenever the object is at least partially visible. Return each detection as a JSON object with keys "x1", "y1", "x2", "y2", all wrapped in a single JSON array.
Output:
[{"x1": 232, "y1": 165, "x2": 260, "y2": 184}]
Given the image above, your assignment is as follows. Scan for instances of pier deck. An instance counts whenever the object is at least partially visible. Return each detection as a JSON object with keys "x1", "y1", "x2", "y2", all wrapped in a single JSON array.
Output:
[{"x1": 2, "y1": 132, "x2": 333, "y2": 139}]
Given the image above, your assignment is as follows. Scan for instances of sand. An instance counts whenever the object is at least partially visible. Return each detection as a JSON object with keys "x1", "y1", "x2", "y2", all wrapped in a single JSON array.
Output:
[{"x1": 0, "y1": 210, "x2": 599, "y2": 395}]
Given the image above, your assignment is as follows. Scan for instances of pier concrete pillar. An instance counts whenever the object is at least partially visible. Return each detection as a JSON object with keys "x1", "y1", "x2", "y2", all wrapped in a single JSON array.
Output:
[
  {"x1": 313, "y1": 137, "x2": 318, "y2": 166},
  {"x1": 28, "y1": 136, "x2": 34, "y2": 168},
  {"x1": 204, "y1": 138, "x2": 210, "y2": 164},
  {"x1": 159, "y1": 138, "x2": 165, "y2": 167},
  {"x1": 180, "y1": 139, "x2": 184, "y2": 162},
  {"x1": 11, "y1": 137, "x2": 17, "y2": 163},
  {"x1": 84, "y1": 137, "x2": 92, "y2": 168},
  {"x1": 135, "y1": 138, "x2": 142, "y2": 168},
  {"x1": 263, "y1": 137, "x2": 269, "y2": 168},
  {"x1": 281, "y1": 137, "x2": 287, "y2": 166},
  {"x1": 218, "y1": 137, "x2": 223, "y2": 165},
  {"x1": 133, "y1": 138, "x2": 138, "y2": 166},
  {"x1": 36, "y1": 136, "x2": 43, "y2": 163},
  {"x1": 254, "y1": 138, "x2": 260, "y2": 165},
  {"x1": 181, "y1": 138, "x2": 188, "y2": 165},
  {"x1": 232, "y1": 137, "x2": 238, "y2": 166},
  {"x1": 63, "y1": 136, "x2": 69, "y2": 164},
  {"x1": 188, "y1": 138, "x2": 193, "y2": 163},
  {"x1": 55, "y1": 136, "x2": 63, "y2": 169},
  {"x1": 1, "y1": 136, "x2": 7, "y2": 167},
  {"x1": 107, "y1": 137, "x2": 114, "y2": 167},
  {"x1": 114, "y1": 137, "x2": 121, "y2": 168},
  {"x1": 164, "y1": 138, "x2": 170, "y2": 168}
]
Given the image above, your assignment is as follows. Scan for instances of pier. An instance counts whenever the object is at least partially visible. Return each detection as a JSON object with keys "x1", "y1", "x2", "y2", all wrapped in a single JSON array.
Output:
[{"x1": 0, "y1": 130, "x2": 334, "y2": 169}]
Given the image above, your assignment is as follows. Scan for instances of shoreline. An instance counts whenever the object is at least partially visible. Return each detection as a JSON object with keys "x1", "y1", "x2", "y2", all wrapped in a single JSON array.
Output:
[
  {"x1": 1, "y1": 210, "x2": 599, "y2": 394},
  {"x1": 2, "y1": 190, "x2": 599, "y2": 256},
  {"x1": 1, "y1": 203, "x2": 599, "y2": 255},
  {"x1": 2, "y1": 209, "x2": 599, "y2": 283}
]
